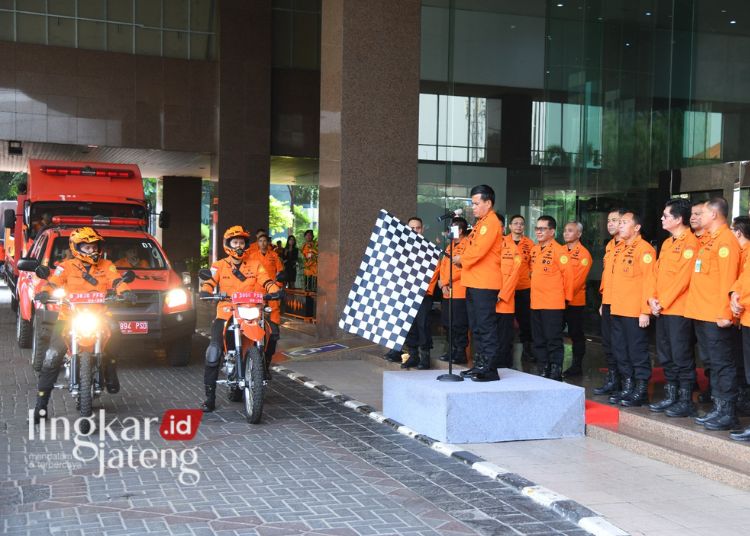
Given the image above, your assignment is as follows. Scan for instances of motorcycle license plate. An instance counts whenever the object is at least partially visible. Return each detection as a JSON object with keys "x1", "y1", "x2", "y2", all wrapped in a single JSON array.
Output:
[{"x1": 119, "y1": 321, "x2": 148, "y2": 334}]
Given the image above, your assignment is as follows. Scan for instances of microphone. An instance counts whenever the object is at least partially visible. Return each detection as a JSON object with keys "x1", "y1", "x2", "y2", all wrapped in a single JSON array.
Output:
[{"x1": 436, "y1": 208, "x2": 463, "y2": 222}]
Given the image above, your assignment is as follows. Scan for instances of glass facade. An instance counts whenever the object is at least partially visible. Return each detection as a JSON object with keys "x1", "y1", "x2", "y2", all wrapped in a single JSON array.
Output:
[
  {"x1": 420, "y1": 0, "x2": 750, "y2": 327},
  {"x1": 0, "y1": 0, "x2": 217, "y2": 59}
]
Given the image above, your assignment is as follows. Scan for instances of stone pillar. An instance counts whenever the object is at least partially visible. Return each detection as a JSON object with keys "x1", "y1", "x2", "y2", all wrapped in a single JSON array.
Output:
[
  {"x1": 216, "y1": 0, "x2": 271, "y2": 236},
  {"x1": 161, "y1": 177, "x2": 203, "y2": 269},
  {"x1": 317, "y1": 0, "x2": 421, "y2": 338}
]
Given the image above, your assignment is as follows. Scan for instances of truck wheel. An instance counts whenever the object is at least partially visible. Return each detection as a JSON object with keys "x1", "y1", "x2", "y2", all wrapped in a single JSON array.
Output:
[
  {"x1": 166, "y1": 336, "x2": 192, "y2": 367},
  {"x1": 31, "y1": 315, "x2": 49, "y2": 372},
  {"x1": 17, "y1": 310, "x2": 33, "y2": 349}
]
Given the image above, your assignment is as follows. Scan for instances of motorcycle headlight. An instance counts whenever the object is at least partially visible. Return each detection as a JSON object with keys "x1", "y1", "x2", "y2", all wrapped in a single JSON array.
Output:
[
  {"x1": 165, "y1": 288, "x2": 188, "y2": 308},
  {"x1": 52, "y1": 288, "x2": 66, "y2": 299},
  {"x1": 237, "y1": 306, "x2": 261, "y2": 320},
  {"x1": 72, "y1": 311, "x2": 99, "y2": 338}
]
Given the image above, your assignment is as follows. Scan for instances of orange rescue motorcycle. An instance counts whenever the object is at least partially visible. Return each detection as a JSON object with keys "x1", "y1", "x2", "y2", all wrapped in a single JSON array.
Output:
[
  {"x1": 34, "y1": 263, "x2": 135, "y2": 433},
  {"x1": 198, "y1": 269, "x2": 282, "y2": 424}
]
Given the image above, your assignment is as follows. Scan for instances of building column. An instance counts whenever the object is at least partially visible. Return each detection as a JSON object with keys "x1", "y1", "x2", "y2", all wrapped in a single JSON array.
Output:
[
  {"x1": 317, "y1": 0, "x2": 421, "y2": 338},
  {"x1": 161, "y1": 177, "x2": 202, "y2": 270},
  {"x1": 216, "y1": 0, "x2": 271, "y2": 236}
]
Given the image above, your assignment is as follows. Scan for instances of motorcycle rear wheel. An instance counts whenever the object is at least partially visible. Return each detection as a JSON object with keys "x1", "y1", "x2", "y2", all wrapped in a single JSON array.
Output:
[{"x1": 243, "y1": 346, "x2": 265, "y2": 424}]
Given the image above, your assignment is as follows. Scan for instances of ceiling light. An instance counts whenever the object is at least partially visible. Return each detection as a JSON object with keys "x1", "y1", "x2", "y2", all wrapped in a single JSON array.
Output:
[
  {"x1": 730, "y1": 20, "x2": 737, "y2": 24},
  {"x1": 645, "y1": 11, "x2": 652, "y2": 16},
  {"x1": 556, "y1": 2, "x2": 564, "y2": 7}
]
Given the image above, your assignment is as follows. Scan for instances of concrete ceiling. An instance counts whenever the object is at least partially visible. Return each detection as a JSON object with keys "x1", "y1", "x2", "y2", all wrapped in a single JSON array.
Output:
[{"x1": 270, "y1": 156, "x2": 319, "y2": 185}]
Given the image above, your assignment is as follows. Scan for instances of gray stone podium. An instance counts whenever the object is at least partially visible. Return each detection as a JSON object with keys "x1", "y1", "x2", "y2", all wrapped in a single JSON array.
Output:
[{"x1": 382, "y1": 368, "x2": 585, "y2": 443}]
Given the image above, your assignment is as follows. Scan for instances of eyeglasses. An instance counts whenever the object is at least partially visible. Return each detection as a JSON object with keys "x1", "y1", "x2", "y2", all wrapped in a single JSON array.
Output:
[
  {"x1": 535, "y1": 227, "x2": 550, "y2": 232},
  {"x1": 661, "y1": 213, "x2": 673, "y2": 220}
]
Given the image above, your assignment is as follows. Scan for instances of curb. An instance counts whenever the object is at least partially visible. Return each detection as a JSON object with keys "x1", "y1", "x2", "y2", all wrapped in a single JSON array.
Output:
[{"x1": 272, "y1": 365, "x2": 630, "y2": 536}]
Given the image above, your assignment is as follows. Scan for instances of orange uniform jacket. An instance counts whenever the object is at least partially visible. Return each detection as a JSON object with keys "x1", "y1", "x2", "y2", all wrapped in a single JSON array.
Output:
[
  {"x1": 566, "y1": 242, "x2": 592, "y2": 306},
  {"x1": 201, "y1": 257, "x2": 279, "y2": 321},
  {"x1": 439, "y1": 238, "x2": 467, "y2": 299},
  {"x1": 460, "y1": 211, "x2": 503, "y2": 290},
  {"x1": 40, "y1": 258, "x2": 130, "y2": 320},
  {"x1": 645, "y1": 231, "x2": 699, "y2": 317},
  {"x1": 696, "y1": 232, "x2": 710, "y2": 247},
  {"x1": 610, "y1": 236, "x2": 656, "y2": 318},
  {"x1": 730, "y1": 245, "x2": 750, "y2": 327},
  {"x1": 512, "y1": 236, "x2": 534, "y2": 291},
  {"x1": 114, "y1": 258, "x2": 149, "y2": 269},
  {"x1": 530, "y1": 241, "x2": 574, "y2": 310},
  {"x1": 600, "y1": 237, "x2": 623, "y2": 305},
  {"x1": 302, "y1": 241, "x2": 318, "y2": 276},
  {"x1": 496, "y1": 235, "x2": 522, "y2": 313},
  {"x1": 250, "y1": 249, "x2": 284, "y2": 278},
  {"x1": 685, "y1": 225, "x2": 741, "y2": 323}
]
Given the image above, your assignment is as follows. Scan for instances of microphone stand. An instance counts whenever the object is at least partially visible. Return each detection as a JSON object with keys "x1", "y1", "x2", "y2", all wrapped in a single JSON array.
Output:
[{"x1": 437, "y1": 222, "x2": 463, "y2": 382}]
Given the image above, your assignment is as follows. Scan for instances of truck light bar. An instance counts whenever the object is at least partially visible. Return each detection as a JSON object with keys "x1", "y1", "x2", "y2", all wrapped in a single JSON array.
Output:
[
  {"x1": 51, "y1": 216, "x2": 146, "y2": 227},
  {"x1": 40, "y1": 166, "x2": 134, "y2": 178}
]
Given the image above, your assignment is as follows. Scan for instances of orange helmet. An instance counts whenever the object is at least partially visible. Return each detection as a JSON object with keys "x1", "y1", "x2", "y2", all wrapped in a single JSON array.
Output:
[
  {"x1": 223, "y1": 225, "x2": 250, "y2": 260},
  {"x1": 69, "y1": 227, "x2": 104, "y2": 264}
]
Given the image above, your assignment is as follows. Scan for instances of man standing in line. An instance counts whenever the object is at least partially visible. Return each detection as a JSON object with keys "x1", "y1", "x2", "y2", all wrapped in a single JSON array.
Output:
[
  {"x1": 608, "y1": 211, "x2": 656, "y2": 407},
  {"x1": 729, "y1": 216, "x2": 750, "y2": 417},
  {"x1": 729, "y1": 217, "x2": 750, "y2": 440},
  {"x1": 452, "y1": 185, "x2": 504, "y2": 382},
  {"x1": 593, "y1": 209, "x2": 625, "y2": 396},
  {"x1": 691, "y1": 201, "x2": 709, "y2": 246},
  {"x1": 438, "y1": 216, "x2": 469, "y2": 365},
  {"x1": 645, "y1": 199, "x2": 699, "y2": 416},
  {"x1": 686, "y1": 197, "x2": 741, "y2": 431},
  {"x1": 562, "y1": 221, "x2": 592, "y2": 377},
  {"x1": 508, "y1": 215, "x2": 534, "y2": 359},
  {"x1": 496, "y1": 215, "x2": 523, "y2": 369},
  {"x1": 529, "y1": 216, "x2": 573, "y2": 381}
]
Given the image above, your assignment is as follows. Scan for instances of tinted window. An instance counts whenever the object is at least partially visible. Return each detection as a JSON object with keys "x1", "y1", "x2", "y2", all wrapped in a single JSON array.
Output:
[{"x1": 49, "y1": 236, "x2": 167, "y2": 270}]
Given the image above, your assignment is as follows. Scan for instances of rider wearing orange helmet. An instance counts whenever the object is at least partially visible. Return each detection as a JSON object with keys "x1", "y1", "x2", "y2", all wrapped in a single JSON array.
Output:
[
  {"x1": 199, "y1": 226, "x2": 281, "y2": 412},
  {"x1": 32, "y1": 227, "x2": 134, "y2": 423}
]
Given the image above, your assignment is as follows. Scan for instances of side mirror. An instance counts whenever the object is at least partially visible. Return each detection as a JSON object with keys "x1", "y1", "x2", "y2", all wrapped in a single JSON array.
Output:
[
  {"x1": 35, "y1": 265, "x2": 50, "y2": 280},
  {"x1": 158, "y1": 211, "x2": 170, "y2": 229},
  {"x1": 17, "y1": 257, "x2": 40, "y2": 272},
  {"x1": 4, "y1": 209, "x2": 15, "y2": 230},
  {"x1": 198, "y1": 269, "x2": 212, "y2": 281},
  {"x1": 121, "y1": 270, "x2": 136, "y2": 284}
]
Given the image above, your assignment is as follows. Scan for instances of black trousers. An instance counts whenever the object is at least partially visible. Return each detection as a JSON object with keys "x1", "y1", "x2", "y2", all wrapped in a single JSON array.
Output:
[
  {"x1": 741, "y1": 326, "x2": 750, "y2": 385},
  {"x1": 600, "y1": 304, "x2": 617, "y2": 370},
  {"x1": 732, "y1": 326, "x2": 747, "y2": 387},
  {"x1": 466, "y1": 288, "x2": 499, "y2": 362},
  {"x1": 564, "y1": 305, "x2": 586, "y2": 363},
  {"x1": 655, "y1": 314, "x2": 695, "y2": 383},
  {"x1": 531, "y1": 309, "x2": 564, "y2": 366},
  {"x1": 441, "y1": 297, "x2": 468, "y2": 353},
  {"x1": 405, "y1": 295, "x2": 433, "y2": 351},
  {"x1": 495, "y1": 313, "x2": 515, "y2": 368},
  {"x1": 694, "y1": 321, "x2": 738, "y2": 401},
  {"x1": 514, "y1": 288, "x2": 532, "y2": 343},
  {"x1": 611, "y1": 315, "x2": 651, "y2": 381}
]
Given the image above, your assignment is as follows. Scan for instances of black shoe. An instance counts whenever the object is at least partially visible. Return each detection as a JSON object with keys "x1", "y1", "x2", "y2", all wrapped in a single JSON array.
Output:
[
  {"x1": 665, "y1": 383, "x2": 697, "y2": 418},
  {"x1": 563, "y1": 364, "x2": 583, "y2": 377},
  {"x1": 729, "y1": 426, "x2": 750, "y2": 441},
  {"x1": 460, "y1": 367, "x2": 480, "y2": 377},
  {"x1": 471, "y1": 369, "x2": 500, "y2": 382},
  {"x1": 703, "y1": 400, "x2": 739, "y2": 431},
  {"x1": 416, "y1": 349, "x2": 430, "y2": 370},
  {"x1": 201, "y1": 384, "x2": 216, "y2": 412},
  {"x1": 538, "y1": 363, "x2": 551, "y2": 378},
  {"x1": 621, "y1": 379, "x2": 649, "y2": 407},
  {"x1": 649, "y1": 383, "x2": 678, "y2": 412},
  {"x1": 438, "y1": 353, "x2": 450, "y2": 362},
  {"x1": 548, "y1": 364, "x2": 563, "y2": 382},
  {"x1": 593, "y1": 370, "x2": 620, "y2": 396},
  {"x1": 694, "y1": 399, "x2": 720, "y2": 425},
  {"x1": 385, "y1": 350, "x2": 401, "y2": 362},
  {"x1": 401, "y1": 348, "x2": 419, "y2": 369},
  {"x1": 105, "y1": 361, "x2": 120, "y2": 394},
  {"x1": 609, "y1": 377, "x2": 633, "y2": 405}
]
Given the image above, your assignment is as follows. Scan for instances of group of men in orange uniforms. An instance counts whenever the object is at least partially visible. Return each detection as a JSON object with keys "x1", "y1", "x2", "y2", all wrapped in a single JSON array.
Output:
[{"x1": 595, "y1": 198, "x2": 750, "y2": 440}]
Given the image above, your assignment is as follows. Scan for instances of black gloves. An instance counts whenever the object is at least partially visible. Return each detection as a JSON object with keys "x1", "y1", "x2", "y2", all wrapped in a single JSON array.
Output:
[{"x1": 199, "y1": 291, "x2": 211, "y2": 298}]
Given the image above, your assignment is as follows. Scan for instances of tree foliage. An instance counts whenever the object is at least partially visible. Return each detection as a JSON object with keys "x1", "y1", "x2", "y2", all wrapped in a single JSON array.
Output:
[{"x1": 0, "y1": 172, "x2": 27, "y2": 200}]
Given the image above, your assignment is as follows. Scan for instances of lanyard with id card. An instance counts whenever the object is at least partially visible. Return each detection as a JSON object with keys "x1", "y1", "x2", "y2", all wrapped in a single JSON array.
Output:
[{"x1": 695, "y1": 259, "x2": 702, "y2": 273}]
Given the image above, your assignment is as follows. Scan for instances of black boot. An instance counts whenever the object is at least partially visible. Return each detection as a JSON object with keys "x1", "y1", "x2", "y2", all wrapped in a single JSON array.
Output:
[
  {"x1": 729, "y1": 425, "x2": 750, "y2": 441},
  {"x1": 594, "y1": 370, "x2": 620, "y2": 395},
  {"x1": 401, "y1": 347, "x2": 419, "y2": 369},
  {"x1": 621, "y1": 379, "x2": 649, "y2": 407},
  {"x1": 472, "y1": 354, "x2": 500, "y2": 382},
  {"x1": 665, "y1": 383, "x2": 697, "y2": 418},
  {"x1": 201, "y1": 384, "x2": 216, "y2": 412},
  {"x1": 736, "y1": 386, "x2": 750, "y2": 416},
  {"x1": 522, "y1": 342, "x2": 535, "y2": 362},
  {"x1": 385, "y1": 349, "x2": 401, "y2": 362},
  {"x1": 609, "y1": 377, "x2": 633, "y2": 405},
  {"x1": 460, "y1": 354, "x2": 484, "y2": 377},
  {"x1": 703, "y1": 399, "x2": 739, "y2": 431},
  {"x1": 438, "y1": 352, "x2": 450, "y2": 362},
  {"x1": 548, "y1": 364, "x2": 563, "y2": 382},
  {"x1": 694, "y1": 398, "x2": 720, "y2": 425},
  {"x1": 416, "y1": 348, "x2": 430, "y2": 370},
  {"x1": 452, "y1": 347, "x2": 468, "y2": 365},
  {"x1": 538, "y1": 362, "x2": 551, "y2": 378},
  {"x1": 33, "y1": 390, "x2": 51, "y2": 424},
  {"x1": 564, "y1": 357, "x2": 583, "y2": 377},
  {"x1": 104, "y1": 359, "x2": 120, "y2": 394},
  {"x1": 649, "y1": 382, "x2": 678, "y2": 413}
]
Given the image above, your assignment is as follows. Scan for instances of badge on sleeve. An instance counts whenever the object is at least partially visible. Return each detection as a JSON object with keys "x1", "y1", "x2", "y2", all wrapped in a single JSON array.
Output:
[
  {"x1": 683, "y1": 249, "x2": 694, "y2": 259},
  {"x1": 581, "y1": 258, "x2": 589, "y2": 266},
  {"x1": 719, "y1": 246, "x2": 730, "y2": 258},
  {"x1": 54, "y1": 266, "x2": 64, "y2": 276},
  {"x1": 559, "y1": 255, "x2": 569, "y2": 265},
  {"x1": 643, "y1": 254, "x2": 653, "y2": 264},
  {"x1": 109, "y1": 264, "x2": 117, "y2": 272},
  {"x1": 480, "y1": 226, "x2": 487, "y2": 235}
]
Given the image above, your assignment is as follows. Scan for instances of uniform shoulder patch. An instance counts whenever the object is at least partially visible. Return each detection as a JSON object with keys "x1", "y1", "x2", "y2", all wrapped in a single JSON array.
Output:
[
  {"x1": 480, "y1": 225, "x2": 487, "y2": 235},
  {"x1": 54, "y1": 266, "x2": 64, "y2": 275},
  {"x1": 559, "y1": 255, "x2": 569, "y2": 265},
  {"x1": 683, "y1": 249, "x2": 694, "y2": 260},
  {"x1": 643, "y1": 253, "x2": 653, "y2": 264},
  {"x1": 719, "y1": 246, "x2": 730, "y2": 258},
  {"x1": 109, "y1": 264, "x2": 117, "y2": 272},
  {"x1": 581, "y1": 257, "x2": 589, "y2": 266}
]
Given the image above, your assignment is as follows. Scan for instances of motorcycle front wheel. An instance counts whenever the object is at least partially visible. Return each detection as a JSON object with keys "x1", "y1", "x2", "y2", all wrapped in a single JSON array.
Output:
[
  {"x1": 78, "y1": 352, "x2": 93, "y2": 434},
  {"x1": 243, "y1": 346, "x2": 265, "y2": 424}
]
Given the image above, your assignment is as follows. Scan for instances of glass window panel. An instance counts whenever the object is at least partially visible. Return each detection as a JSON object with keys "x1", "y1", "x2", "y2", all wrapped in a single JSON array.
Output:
[
  {"x1": 108, "y1": 23, "x2": 132, "y2": 53},
  {"x1": 445, "y1": 96, "x2": 469, "y2": 147},
  {"x1": 273, "y1": 0, "x2": 293, "y2": 9},
  {"x1": 107, "y1": 0, "x2": 133, "y2": 23},
  {"x1": 48, "y1": 16, "x2": 76, "y2": 47},
  {"x1": 293, "y1": 0, "x2": 320, "y2": 12},
  {"x1": 136, "y1": 0, "x2": 160, "y2": 27},
  {"x1": 0, "y1": 12, "x2": 12, "y2": 41},
  {"x1": 17, "y1": 0, "x2": 45, "y2": 13},
  {"x1": 16, "y1": 13, "x2": 45, "y2": 45},
  {"x1": 189, "y1": 32, "x2": 213, "y2": 60},
  {"x1": 292, "y1": 11, "x2": 319, "y2": 69},
  {"x1": 418, "y1": 94, "x2": 438, "y2": 146},
  {"x1": 135, "y1": 26, "x2": 160, "y2": 55},
  {"x1": 190, "y1": 0, "x2": 213, "y2": 32},
  {"x1": 0, "y1": 0, "x2": 14, "y2": 9},
  {"x1": 272, "y1": 9, "x2": 292, "y2": 68},
  {"x1": 78, "y1": 0, "x2": 106, "y2": 20},
  {"x1": 48, "y1": 0, "x2": 76, "y2": 16},
  {"x1": 78, "y1": 19, "x2": 106, "y2": 50},
  {"x1": 164, "y1": 0, "x2": 188, "y2": 30},
  {"x1": 419, "y1": 146, "x2": 437, "y2": 160},
  {"x1": 163, "y1": 30, "x2": 188, "y2": 59}
]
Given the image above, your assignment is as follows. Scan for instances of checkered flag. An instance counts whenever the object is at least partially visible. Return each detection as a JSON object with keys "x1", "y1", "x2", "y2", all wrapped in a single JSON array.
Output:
[{"x1": 339, "y1": 210, "x2": 442, "y2": 350}]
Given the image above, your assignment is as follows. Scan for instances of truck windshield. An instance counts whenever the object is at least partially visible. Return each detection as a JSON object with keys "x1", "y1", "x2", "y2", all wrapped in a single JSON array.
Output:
[
  {"x1": 29, "y1": 202, "x2": 147, "y2": 239},
  {"x1": 50, "y1": 236, "x2": 167, "y2": 270}
]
